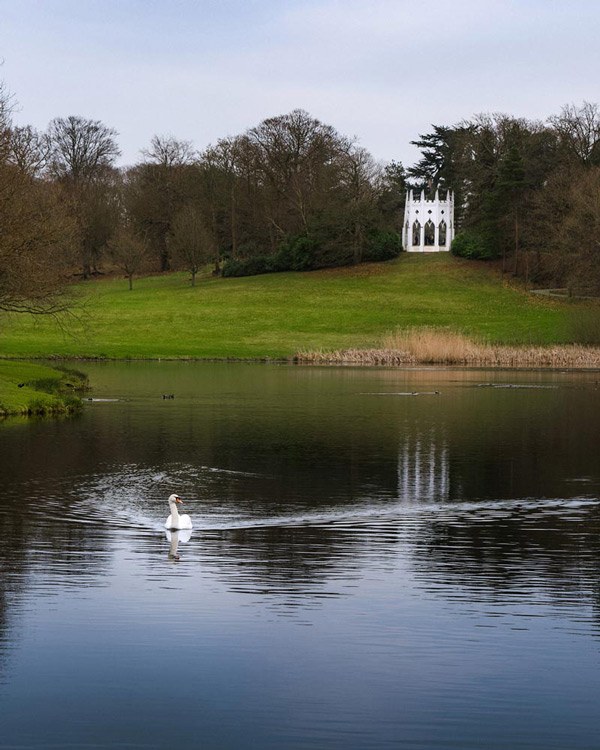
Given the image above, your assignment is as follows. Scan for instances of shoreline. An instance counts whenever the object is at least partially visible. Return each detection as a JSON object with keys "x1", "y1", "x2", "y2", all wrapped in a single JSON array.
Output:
[
  {"x1": 0, "y1": 361, "x2": 88, "y2": 417},
  {"x1": 1, "y1": 353, "x2": 599, "y2": 371}
]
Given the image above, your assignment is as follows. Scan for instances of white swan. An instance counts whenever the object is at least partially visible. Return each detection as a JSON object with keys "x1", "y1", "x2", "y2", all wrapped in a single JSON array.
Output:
[{"x1": 165, "y1": 493, "x2": 193, "y2": 530}]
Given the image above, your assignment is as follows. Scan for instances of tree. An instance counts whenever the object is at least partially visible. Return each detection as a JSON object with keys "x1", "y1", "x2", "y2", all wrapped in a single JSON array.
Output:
[
  {"x1": 128, "y1": 135, "x2": 199, "y2": 271},
  {"x1": 555, "y1": 167, "x2": 600, "y2": 296},
  {"x1": 46, "y1": 115, "x2": 120, "y2": 185},
  {"x1": 0, "y1": 165, "x2": 76, "y2": 314},
  {"x1": 141, "y1": 134, "x2": 195, "y2": 167},
  {"x1": 108, "y1": 225, "x2": 148, "y2": 291},
  {"x1": 170, "y1": 206, "x2": 214, "y2": 286},
  {"x1": 338, "y1": 145, "x2": 379, "y2": 264},
  {"x1": 8, "y1": 125, "x2": 49, "y2": 177},
  {"x1": 245, "y1": 109, "x2": 347, "y2": 242},
  {"x1": 0, "y1": 83, "x2": 77, "y2": 315},
  {"x1": 549, "y1": 102, "x2": 600, "y2": 166},
  {"x1": 377, "y1": 160, "x2": 407, "y2": 230},
  {"x1": 46, "y1": 116, "x2": 121, "y2": 278},
  {"x1": 495, "y1": 143, "x2": 526, "y2": 276}
]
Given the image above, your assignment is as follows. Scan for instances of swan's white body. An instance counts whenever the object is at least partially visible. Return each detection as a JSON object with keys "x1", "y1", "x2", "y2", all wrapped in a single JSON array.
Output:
[{"x1": 165, "y1": 493, "x2": 193, "y2": 530}]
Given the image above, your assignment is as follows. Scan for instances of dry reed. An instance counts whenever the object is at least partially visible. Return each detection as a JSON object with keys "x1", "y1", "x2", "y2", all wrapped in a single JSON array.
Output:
[{"x1": 295, "y1": 328, "x2": 600, "y2": 368}]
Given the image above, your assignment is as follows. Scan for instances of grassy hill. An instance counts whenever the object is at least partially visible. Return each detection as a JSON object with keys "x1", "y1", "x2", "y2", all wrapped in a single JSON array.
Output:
[{"x1": 0, "y1": 254, "x2": 592, "y2": 360}]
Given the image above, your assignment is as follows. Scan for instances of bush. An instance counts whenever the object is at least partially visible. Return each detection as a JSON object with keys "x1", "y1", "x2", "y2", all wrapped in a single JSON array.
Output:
[
  {"x1": 222, "y1": 229, "x2": 401, "y2": 277},
  {"x1": 363, "y1": 230, "x2": 402, "y2": 262},
  {"x1": 451, "y1": 231, "x2": 495, "y2": 260},
  {"x1": 274, "y1": 235, "x2": 318, "y2": 271},
  {"x1": 222, "y1": 255, "x2": 273, "y2": 277}
]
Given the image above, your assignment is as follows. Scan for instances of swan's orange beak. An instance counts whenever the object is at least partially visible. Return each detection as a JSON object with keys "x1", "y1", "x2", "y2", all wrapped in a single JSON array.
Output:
[{"x1": 175, "y1": 497, "x2": 183, "y2": 504}]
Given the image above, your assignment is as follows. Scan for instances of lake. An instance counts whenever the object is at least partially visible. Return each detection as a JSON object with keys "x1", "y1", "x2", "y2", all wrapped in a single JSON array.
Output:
[{"x1": 1, "y1": 363, "x2": 599, "y2": 749}]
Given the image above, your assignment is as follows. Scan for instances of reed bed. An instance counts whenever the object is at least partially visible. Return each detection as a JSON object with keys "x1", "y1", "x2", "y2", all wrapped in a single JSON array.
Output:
[{"x1": 295, "y1": 328, "x2": 600, "y2": 368}]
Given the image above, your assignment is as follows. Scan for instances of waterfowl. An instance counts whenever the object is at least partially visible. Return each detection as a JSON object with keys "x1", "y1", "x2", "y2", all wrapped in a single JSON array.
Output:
[{"x1": 165, "y1": 493, "x2": 193, "y2": 530}]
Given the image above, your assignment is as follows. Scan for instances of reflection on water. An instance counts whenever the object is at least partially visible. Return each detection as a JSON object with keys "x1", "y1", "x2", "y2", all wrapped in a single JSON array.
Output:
[
  {"x1": 166, "y1": 528, "x2": 192, "y2": 560},
  {"x1": 0, "y1": 363, "x2": 599, "y2": 749},
  {"x1": 399, "y1": 428, "x2": 449, "y2": 502}
]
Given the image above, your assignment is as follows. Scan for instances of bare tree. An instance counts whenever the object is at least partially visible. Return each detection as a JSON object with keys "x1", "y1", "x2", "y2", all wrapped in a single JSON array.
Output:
[
  {"x1": 549, "y1": 102, "x2": 600, "y2": 165},
  {"x1": 109, "y1": 225, "x2": 149, "y2": 291},
  {"x1": 0, "y1": 82, "x2": 77, "y2": 315},
  {"x1": 47, "y1": 115, "x2": 120, "y2": 185},
  {"x1": 170, "y1": 206, "x2": 214, "y2": 286},
  {"x1": 8, "y1": 125, "x2": 50, "y2": 177},
  {"x1": 141, "y1": 135, "x2": 196, "y2": 167},
  {"x1": 246, "y1": 109, "x2": 344, "y2": 240},
  {"x1": 0, "y1": 169, "x2": 77, "y2": 314},
  {"x1": 0, "y1": 79, "x2": 15, "y2": 164},
  {"x1": 46, "y1": 116, "x2": 121, "y2": 278},
  {"x1": 128, "y1": 135, "x2": 198, "y2": 271}
]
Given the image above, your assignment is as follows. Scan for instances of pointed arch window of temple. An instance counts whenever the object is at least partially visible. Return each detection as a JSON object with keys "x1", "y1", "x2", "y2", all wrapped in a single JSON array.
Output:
[
  {"x1": 439, "y1": 220, "x2": 447, "y2": 246},
  {"x1": 424, "y1": 220, "x2": 435, "y2": 246},
  {"x1": 412, "y1": 221, "x2": 421, "y2": 246}
]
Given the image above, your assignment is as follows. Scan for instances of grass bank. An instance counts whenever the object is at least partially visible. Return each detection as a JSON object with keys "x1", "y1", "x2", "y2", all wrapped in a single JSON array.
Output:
[
  {"x1": 296, "y1": 328, "x2": 600, "y2": 369},
  {"x1": 0, "y1": 254, "x2": 597, "y2": 359},
  {"x1": 0, "y1": 361, "x2": 88, "y2": 416}
]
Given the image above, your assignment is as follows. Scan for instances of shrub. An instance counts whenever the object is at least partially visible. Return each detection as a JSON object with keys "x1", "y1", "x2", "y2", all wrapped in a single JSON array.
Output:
[
  {"x1": 222, "y1": 255, "x2": 272, "y2": 277},
  {"x1": 274, "y1": 235, "x2": 318, "y2": 271},
  {"x1": 451, "y1": 231, "x2": 494, "y2": 260},
  {"x1": 363, "y1": 230, "x2": 402, "y2": 262}
]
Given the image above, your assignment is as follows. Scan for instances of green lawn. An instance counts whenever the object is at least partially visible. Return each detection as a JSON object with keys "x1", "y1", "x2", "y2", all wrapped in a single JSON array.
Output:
[{"x1": 0, "y1": 254, "x2": 590, "y2": 359}]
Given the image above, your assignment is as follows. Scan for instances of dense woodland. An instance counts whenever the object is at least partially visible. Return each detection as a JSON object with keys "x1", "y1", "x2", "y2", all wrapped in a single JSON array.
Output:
[{"x1": 1, "y1": 76, "x2": 599, "y2": 315}]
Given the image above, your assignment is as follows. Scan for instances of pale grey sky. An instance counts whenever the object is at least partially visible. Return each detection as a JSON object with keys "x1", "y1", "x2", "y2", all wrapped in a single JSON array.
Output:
[{"x1": 1, "y1": 0, "x2": 598, "y2": 168}]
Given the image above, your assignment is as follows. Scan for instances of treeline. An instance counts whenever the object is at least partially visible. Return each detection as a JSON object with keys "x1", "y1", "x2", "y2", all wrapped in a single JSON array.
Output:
[
  {"x1": 2, "y1": 72, "x2": 599, "y2": 317},
  {"x1": 409, "y1": 103, "x2": 600, "y2": 294},
  {"x1": 0, "y1": 82, "x2": 405, "y2": 313}
]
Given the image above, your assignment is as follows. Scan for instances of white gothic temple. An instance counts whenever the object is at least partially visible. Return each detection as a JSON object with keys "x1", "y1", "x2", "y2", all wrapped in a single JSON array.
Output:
[{"x1": 402, "y1": 189, "x2": 455, "y2": 252}]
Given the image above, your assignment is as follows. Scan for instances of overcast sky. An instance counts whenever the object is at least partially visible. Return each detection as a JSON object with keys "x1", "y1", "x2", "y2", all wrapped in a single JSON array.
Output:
[{"x1": 1, "y1": 0, "x2": 598, "y2": 168}]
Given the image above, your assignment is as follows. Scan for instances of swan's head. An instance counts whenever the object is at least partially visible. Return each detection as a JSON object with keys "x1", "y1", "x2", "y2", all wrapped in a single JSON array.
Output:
[{"x1": 168, "y1": 493, "x2": 183, "y2": 507}]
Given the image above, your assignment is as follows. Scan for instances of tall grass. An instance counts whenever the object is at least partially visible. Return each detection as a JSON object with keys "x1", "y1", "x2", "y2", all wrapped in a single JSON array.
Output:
[{"x1": 296, "y1": 328, "x2": 600, "y2": 368}]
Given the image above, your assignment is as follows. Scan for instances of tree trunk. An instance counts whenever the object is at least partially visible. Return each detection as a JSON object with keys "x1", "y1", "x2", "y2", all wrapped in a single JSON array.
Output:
[
  {"x1": 159, "y1": 234, "x2": 170, "y2": 271},
  {"x1": 128, "y1": 274, "x2": 133, "y2": 291},
  {"x1": 191, "y1": 269, "x2": 196, "y2": 287}
]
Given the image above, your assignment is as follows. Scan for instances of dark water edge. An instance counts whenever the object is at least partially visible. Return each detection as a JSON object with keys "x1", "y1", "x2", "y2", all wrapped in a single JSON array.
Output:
[{"x1": 0, "y1": 363, "x2": 599, "y2": 749}]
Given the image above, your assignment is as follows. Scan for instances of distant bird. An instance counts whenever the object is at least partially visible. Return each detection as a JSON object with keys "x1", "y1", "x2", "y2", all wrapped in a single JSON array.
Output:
[
  {"x1": 165, "y1": 494, "x2": 193, "y2": 530},
  {"x1": 162, "y1": 394, "x2": 175, "y2": 399}
]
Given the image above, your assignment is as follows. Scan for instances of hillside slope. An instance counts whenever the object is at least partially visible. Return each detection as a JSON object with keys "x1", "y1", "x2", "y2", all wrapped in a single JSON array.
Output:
[{"x1": 0, "y1": 254, "x2": 587, "y2": 359}]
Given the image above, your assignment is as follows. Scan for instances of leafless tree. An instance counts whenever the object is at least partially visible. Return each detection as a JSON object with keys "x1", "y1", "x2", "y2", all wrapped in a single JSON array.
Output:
[
  {"x1": 128, "y1": 136, "x2": 198, "y2": 271},
  {"x1": 45, "y1": 116, "x2": 121, "y2": 277},
  {"x1": 549, "y1": 102, "x2": 600, "y2": 165},
  {"x1": 0, "y1": 168, "x2": 77, "y2": 314},
  {"x1": 8, "y1": 125, "x2": 50, "y2": 177},
  {"x1": 46, "y1": 115, "x2": 120, "y2": 185},
  {"x1": 0, "y1": 82, "x2": 77, "y2": 315},
  {"x1": 170, "y1": 206, "x2": 214, "y2": 286},
  {"x1": 108, "y1": 225, "x2": 149, "y2": 291},
  {"x1": 141, "y1": 134, "x2": 196, "y2": 167}
]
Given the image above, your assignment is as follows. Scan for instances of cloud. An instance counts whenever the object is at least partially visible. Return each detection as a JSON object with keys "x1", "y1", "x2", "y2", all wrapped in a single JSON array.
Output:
[{"x1": 2, "y1": 0, "x2": 600, "y2": 167}]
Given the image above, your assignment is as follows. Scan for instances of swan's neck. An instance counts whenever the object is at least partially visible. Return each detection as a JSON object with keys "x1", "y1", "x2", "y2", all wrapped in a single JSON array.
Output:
[{"x1": 169, "y1": 503, "x2": 180, "y2": 524}]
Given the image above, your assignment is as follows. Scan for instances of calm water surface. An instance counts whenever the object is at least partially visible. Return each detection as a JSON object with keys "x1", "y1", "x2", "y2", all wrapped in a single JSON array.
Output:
[{"x1": 1, "y1": 363, "x2": 599, "y2": 749}]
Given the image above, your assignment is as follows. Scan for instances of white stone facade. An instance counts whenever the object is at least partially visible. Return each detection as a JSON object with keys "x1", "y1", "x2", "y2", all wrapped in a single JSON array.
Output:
[{"x1": 402, "y1": 189, "x2": 454, "y2": 252}]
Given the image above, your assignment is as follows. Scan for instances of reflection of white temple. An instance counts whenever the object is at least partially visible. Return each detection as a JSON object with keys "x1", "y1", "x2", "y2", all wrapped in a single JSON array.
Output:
[
  {"x1": 398, "y1": 430, "x2": 449, "y2": 502},
  {"x1": 403, "y1": 189, "x2": 454, "y2": 252}
]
